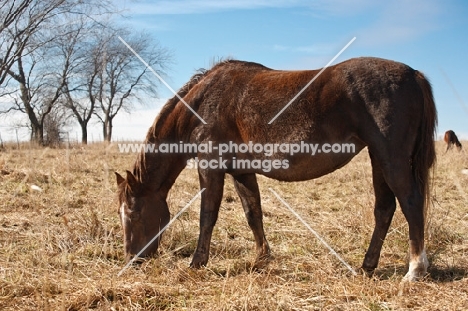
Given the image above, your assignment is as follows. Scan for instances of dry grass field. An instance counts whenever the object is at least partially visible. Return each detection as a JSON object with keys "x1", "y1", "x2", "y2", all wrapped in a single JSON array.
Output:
[{"x1": 0, "y1": 140, "x2": 467, "y2": 310}]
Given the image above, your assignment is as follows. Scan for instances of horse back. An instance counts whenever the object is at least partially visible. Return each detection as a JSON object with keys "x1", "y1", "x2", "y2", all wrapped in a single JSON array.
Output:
[{"x1": 185, "y1": 57, "x2": 423, "y2": 148}]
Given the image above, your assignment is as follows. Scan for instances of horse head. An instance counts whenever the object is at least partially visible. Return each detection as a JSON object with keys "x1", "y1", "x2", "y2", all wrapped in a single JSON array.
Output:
[{"x1": 115, "y1": 171, "x2": 170, "y2": 262}]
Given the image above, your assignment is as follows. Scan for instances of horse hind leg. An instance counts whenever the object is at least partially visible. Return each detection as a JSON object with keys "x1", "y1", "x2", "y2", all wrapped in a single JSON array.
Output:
[
  {"x1": 361, "y1": 151, "x2": 397, "y2": 275},
  {"x1": 379, "y1": 157, "x2": 429, "y2": 281},
  {"x1": 233, "y1": 173, "x2": 271, "y2": 270},
  {"x1": 400, "y1": 187, "x2": 429, "y2": 281}
]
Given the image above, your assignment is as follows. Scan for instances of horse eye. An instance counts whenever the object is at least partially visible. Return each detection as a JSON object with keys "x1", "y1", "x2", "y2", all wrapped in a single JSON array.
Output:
[{"x1": 129, "y1": 211, "x2": 140, "y2": 221}]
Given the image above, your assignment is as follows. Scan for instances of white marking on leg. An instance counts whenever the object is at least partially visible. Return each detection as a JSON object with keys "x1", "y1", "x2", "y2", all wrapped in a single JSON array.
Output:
[{"x1": 403, "y1": 249, "x2": 428, "y2": 281}]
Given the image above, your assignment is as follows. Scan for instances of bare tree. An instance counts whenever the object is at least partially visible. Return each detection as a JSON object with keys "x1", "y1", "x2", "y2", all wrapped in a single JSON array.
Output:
[
  {"x1": 3, "y1": 39, "x2": 68, "y2": 144},
  {"x1": 60, "y1": 22, "x2": 172, "y2": 144},
  {"x1": 0, "y1": 0, "x2": 68, "y2": 86},
  {"x1": 1, "y1": 0, "x2": 170, "y2": 144},
  {"x1": 92, "y1": 27, "x2": 172, "y2": 142},
  {"x1": 60, "y1": 17, "x2": 98, "y2": 144},
  {"x1": 0, "y1": 0, "x2": 33, "y2": 32},
  {"x1": 43, "y1": 104, "x2": 70, "y2": 146},
  {"x1": 0, "y1": 0, "x2": 114, "y2": 144}
]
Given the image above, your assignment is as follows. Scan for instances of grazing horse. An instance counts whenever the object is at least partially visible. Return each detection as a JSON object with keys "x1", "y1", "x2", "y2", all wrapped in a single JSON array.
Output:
[
  {"x1": 444, "y1": 130, "x2": 462, "y2": 152},
  {"x1": 116, "y1": 57, "x2": 437, "y2": 281}
]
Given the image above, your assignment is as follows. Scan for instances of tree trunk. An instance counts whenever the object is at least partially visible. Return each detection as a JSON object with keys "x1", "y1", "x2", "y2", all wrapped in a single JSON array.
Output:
[
  {"x1": 80, "y1": 122, "x2": 88, "y2": 144},
  {"x1": 106, "y1": 117, "x2": 113, "y2": 142},
  {"x1": 30, "y1": 123, "x2": 44, "y2": 145},
  {"x1": 18, "y1": 80, "x2": 43, "y2": 145},
  {"x1": 102, "y1": 117, "x2": 108, "y2": 142},
  {"x1": 102, "y1": 114, "x2": 113, "y2": 142}
]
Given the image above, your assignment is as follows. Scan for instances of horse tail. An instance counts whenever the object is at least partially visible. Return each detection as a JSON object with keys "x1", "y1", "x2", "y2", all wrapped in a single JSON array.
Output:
[{"x1": 413, "y1": 71, "x2": 437, "y2": 224}]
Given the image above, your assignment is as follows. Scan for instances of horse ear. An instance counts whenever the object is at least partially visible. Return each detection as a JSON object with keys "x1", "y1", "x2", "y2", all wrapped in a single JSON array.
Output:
[
  {"x1": 115, "y1": 172, "x2": 125, "y2": 186},
  {"x1": 125, "y1": 170, "x2": 139, "y2": 189}
]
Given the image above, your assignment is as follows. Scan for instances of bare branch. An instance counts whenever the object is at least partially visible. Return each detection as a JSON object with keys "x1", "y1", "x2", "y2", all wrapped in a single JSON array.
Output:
[{"x1": 0, "y1": 0, "x2": 116, "y2": 144}]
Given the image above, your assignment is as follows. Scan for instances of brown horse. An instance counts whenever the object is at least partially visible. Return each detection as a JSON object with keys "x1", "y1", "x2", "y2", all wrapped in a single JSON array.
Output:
[
  {"x1": 444, "y1": 130, "x2": 462, "y2": 152},
  {"x1": 116, "y1": 57, "x2": 437, "y2": 281}
]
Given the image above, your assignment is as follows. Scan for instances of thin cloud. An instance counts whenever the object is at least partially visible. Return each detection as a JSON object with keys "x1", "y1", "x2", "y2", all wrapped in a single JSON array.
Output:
[
  {"x1": 126, "y1": 0, "x2": 307, "y2": 15},
  {"x1": 356, "y1": 0, "x2": 444, "y2": 46},
  {"x1": 273, "y1": 43, "x2": 336, "y2": 55},
  {"x1": 120, "y1": 0, "x2": 376, "y2": 18},
  {"x1": 306, "y1": 0, "x2": 376, "y2": 17},
  {"x1": 124, "y1": 0, "x2": 376, "y2": 15}
]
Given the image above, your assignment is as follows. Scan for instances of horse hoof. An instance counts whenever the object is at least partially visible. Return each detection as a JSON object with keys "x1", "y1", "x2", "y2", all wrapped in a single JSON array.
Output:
[
  {"x1": 402, "y1": 270, "x2": 427, "y2": 282},
  {"x1": 252, "y1": 261, "x2": 267, "y2": 271},
  {"x1": 189, "y1": 262, "x2": 202, "y2": 269},
  {"x1": 252, "y1": 254, "x2": 271, "y2": 271},
  {"x1": 189, "y1": 260, "x2": 207, "y2": 269},
  {"x1": 190, "y1": 253, "x2": 208, "y2": 268},
  {"x1": 359, "y1": 266, "x2": 375, "y2": 277}
]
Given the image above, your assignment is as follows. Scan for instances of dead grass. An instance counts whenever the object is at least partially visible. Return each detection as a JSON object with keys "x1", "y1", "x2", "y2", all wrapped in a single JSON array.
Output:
[{"x1": 0, "y1": 141, "x2": 467, "y2": 310}]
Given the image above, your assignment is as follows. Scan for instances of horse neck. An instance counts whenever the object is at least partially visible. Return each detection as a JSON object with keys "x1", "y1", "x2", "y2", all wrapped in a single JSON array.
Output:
[
  {"x1": 137, "y1": 151, "x2": 187, "y2": 197},
  {"x1": 133, "y1": 117, "x2": 192, "y2": 198}
]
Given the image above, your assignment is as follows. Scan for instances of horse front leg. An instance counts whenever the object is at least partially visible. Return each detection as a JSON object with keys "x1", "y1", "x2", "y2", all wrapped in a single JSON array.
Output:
[{"x1": 190, "y1": 168, "x2": 225, "y2": 268}]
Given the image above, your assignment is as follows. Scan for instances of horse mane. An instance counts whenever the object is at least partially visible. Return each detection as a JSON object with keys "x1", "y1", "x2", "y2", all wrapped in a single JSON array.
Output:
[
  {"x1": 145, "y1": 58, "x2": 252, "y2": 140},
  {"x1": 132, "y1": 58, "x2": 272, "y2": 181},
  {"x1": 133, "y1": 59, "x2": 238, "y2": 181},
  {"x1": 146, "y1": 71, "x2": 206, "y2": 140}
]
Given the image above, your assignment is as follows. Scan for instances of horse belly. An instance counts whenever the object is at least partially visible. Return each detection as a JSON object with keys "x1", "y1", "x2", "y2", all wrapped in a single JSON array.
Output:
[
  {"x1": 227, "y1": 137, "x2": 366, "y2": 182},
  {"x1": 260, "y1": 149, "x2": 363, "y2": 181}
]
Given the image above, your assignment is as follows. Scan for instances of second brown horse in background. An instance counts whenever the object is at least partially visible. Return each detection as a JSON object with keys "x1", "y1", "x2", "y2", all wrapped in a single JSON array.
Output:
[{"x1": 444, "y1": 130, "x2": 462, "y2": 152}]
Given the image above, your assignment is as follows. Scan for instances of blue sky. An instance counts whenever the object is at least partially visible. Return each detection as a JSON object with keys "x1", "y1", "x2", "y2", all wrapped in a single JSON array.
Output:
[
  {"x1": 108, "y1": 0, "x2": 468, "y2": 141},
  {"x1": 3, "y1": 0, "x2": 467, "y2": 141}
]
